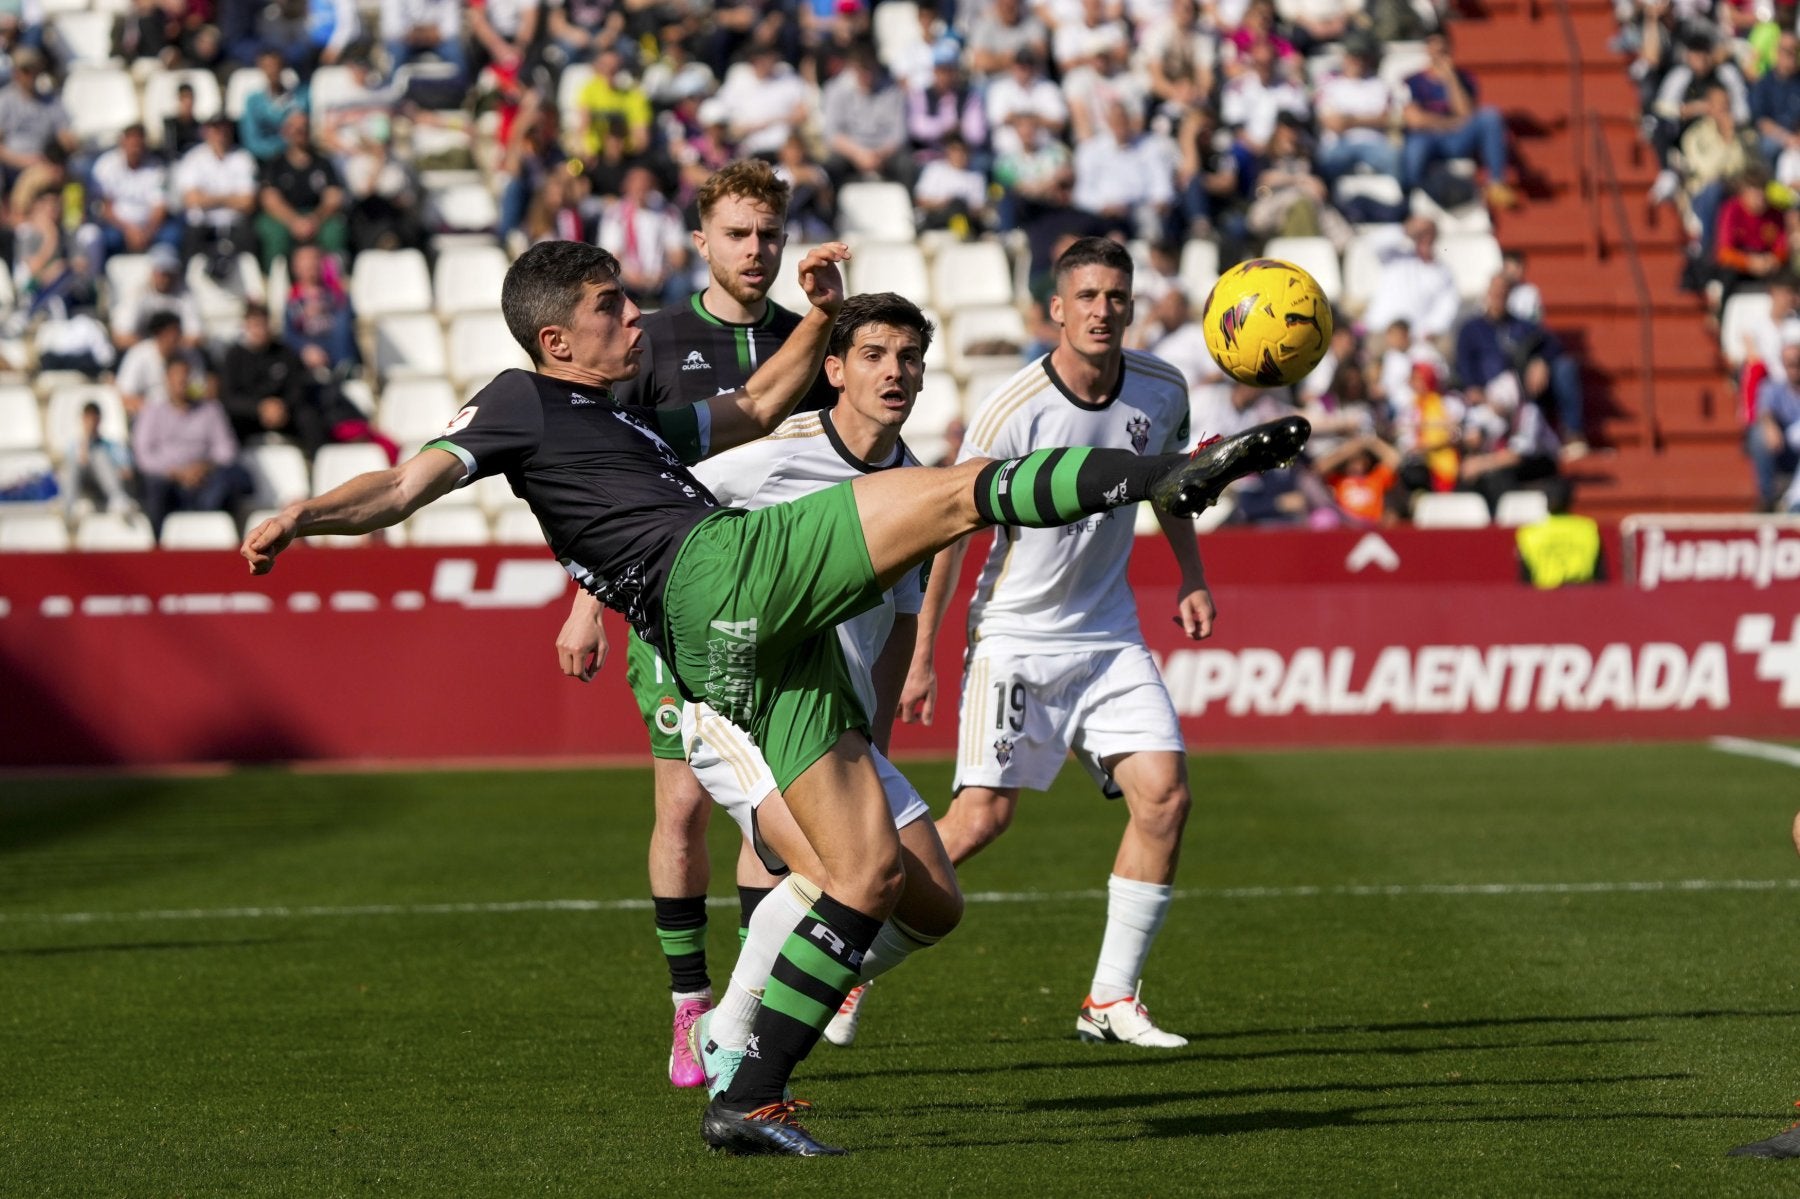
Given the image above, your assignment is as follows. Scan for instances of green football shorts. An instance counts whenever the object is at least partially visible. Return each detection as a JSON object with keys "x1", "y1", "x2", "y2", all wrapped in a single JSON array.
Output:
[
  {"x1": 624, "y1": 629, "x2": 686, "y2": 760},
  {"x1": 661, "y1": 481, "x2": 885, "y2": 791}
]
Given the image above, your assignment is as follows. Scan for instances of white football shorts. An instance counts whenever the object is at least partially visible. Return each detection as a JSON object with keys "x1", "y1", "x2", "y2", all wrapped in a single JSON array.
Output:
[
  {"x1": 953, "y1": 642, "x2": 1186, "y2": 795},
  {"x1": 681, "y1": 701, "x2": 931, "y2": 874}
]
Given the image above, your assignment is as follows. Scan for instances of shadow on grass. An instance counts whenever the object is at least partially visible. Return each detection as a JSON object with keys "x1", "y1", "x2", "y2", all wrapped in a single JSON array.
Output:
[{"x1": 0, "y1": 936, "x2": 291, "y2": 957}]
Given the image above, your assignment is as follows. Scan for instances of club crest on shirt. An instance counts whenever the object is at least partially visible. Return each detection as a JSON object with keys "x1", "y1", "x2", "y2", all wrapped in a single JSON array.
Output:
[
  {"x1": 993, "y1": 736, "x2": 1014, "y2": 766},
  {"x1": 1126, "y1": 414, "x2": 1151, "y2": 454},
  {"x1": 681, "y1": 349, "x2": 710, "y2": 372}
]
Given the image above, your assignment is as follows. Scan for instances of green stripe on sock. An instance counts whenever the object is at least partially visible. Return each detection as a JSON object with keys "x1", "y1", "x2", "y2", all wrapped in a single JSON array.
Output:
[
  {"x1": 762, "y1": 975, "x2": 833, "y2": 1028},
  {"x1": 1049, "y1": 445, "x2": 1092, "y2": 522},
  {"x1": 1007, "y1": 453, "x2": 1047, "y2": 526},
  {"x1": 783, "y1": 931, "x2": 862, "y2": 995},
  {"x1": 656, "y1": 926, "x2": 707, "y2": 957}
]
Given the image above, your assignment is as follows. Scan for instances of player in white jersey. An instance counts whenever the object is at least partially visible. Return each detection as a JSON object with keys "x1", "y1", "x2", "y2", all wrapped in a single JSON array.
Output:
[{"x1": 905, "y1": 237, "x2": 1215, "y2": 1048}]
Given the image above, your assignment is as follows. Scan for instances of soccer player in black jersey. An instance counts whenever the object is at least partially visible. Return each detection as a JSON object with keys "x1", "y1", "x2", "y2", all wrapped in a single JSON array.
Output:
[
  {"x1": 241, "y1": 239, "x2": 1307, "y2": 1156},
  {"x1": 552, "y1": 161, "x2": 836, "y2": 1088}
]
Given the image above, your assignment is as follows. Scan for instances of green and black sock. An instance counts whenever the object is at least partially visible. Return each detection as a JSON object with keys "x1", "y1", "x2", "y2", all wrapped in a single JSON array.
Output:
[
  {"x1": 652, "y1": 895, "x2": 710, "y2": 996},
  {"x1": 971, "y1": 446, "x2": 1185, "y2": 528},
  {"x1": 718, "y1": 891, "x2": 882, "y2": 1108},
  {"x1": 737, "y1": 885, "x2": 773, "y2": 949}
]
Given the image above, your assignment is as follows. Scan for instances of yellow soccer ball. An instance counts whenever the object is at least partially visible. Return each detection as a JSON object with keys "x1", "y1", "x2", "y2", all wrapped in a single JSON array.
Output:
[{"x1": 1201, "y1": 257, "x2": 1334, "y2": 387}]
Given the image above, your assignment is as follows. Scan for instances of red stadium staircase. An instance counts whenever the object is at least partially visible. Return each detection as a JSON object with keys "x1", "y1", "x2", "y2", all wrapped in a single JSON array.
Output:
[{"x1": 1454, "y1": 0, "x2": 1758, "y2": 518}]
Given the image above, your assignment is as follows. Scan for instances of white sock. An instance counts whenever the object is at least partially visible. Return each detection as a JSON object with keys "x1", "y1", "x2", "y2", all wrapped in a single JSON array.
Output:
[
  {"x1": 1089, "y1": 874, "x2": 1173, "y2": 1005},
  {"x1": 672, "y1": 988, "x2": 712, "y2": 1006},
  {"x1": 710, "y1": 874, "x2": 814, "y2": 1051},
  {"x1": 859, "y1": 916, "x2": 942, "y2": 984}
]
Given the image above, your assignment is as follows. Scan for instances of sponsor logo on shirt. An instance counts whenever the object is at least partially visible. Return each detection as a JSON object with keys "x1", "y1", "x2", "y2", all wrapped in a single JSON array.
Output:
[
  {"x1": 681, "y1": 350, "x2": 711, "y2": 372},
  {"x1": 569, "y1": 391, "x2": 597, "y2": 405}
]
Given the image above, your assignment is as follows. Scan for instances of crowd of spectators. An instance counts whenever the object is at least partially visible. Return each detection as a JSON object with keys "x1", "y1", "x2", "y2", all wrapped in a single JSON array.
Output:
[{"x1": 0, "y1": 0, "x2": 1592, "y2": 542}]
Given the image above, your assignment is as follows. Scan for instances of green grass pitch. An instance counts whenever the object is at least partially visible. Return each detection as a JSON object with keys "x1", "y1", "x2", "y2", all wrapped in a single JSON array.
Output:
[{"x1": 4, "y1": 742, "x2": 1799, "y2": 1197}]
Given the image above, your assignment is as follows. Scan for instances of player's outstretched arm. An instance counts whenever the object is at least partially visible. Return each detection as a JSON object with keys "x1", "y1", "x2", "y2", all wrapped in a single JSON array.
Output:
[
  {"x1": 1155, "y1": 506, "x2": 1216, "y2": 641},
  {"x1": 704, "y1": 242, "x2": 850, "y2": 455},
  {"x1": 555, "y1": 591, "x2": 608, "y2": 682},
  {"x1": 240, "y1": 448, "x2": 466, "y2": 575},
  {"x1": 898, "y1": 535, "x2": 972, "y2": 725}
]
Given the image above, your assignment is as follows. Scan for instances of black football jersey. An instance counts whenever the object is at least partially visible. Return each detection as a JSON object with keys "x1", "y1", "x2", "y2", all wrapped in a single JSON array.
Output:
[{"x1": 614, "y1": 293, "x2": 837, "y2": 413}]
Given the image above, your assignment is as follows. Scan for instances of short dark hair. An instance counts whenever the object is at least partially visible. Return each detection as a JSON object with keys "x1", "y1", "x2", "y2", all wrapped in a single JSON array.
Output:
[
  {"x1": 145, "y1": 311, "x2": 183, "y2": 338},
  {"x1": 501, "y1": 240, "x2": 623, "y2": 364},
  {"x1": 1052, "y1": 236, "x2": 1134, "y2": 291},
  {"x1": 827, "y1": 292, "x2": 934, "y2": 359}
]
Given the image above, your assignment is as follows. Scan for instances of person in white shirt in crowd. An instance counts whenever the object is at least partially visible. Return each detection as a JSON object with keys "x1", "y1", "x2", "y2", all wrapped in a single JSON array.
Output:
[
  {"x1": 467, "y1": 0, "x2": 540, "y2": 77},
  {"x1": 1360, "y1": 215, "x2": 1461, "y2": 352},
  {"x1": 90, "y1": 123, "x2": 177, "y2": 260},
  {"x1": 594, "y1": 165, "x2": 692, "y2": 307},
  {"x1": 1136, "y1": 0, "x2": 1216, "y2": 113},
  {"x1": 1219, "y1": 36, "x2": 1310, "y2": 154},
  {"x1": 116, "y1": 310, "x2": 205, "y2": 416},
  {"x1": 380, "y1": 0, "x2": 465, "y2": 83},
  {"x1": 110, "y1": 244, "x2": 204, "y2": 355},
  {"x1": 1072, "y1": 96, "x2": 1176, "y2": 240},
  {"x1": 175, "y1": 115, "x2": 258, "y2": 278},
  {"x1": 967, "y1": 0, "x2": 1051, "y2": 81},
  {"x1": 714, "y1": 43, "x2": 813, "y2": 159},
  {"x1": 1050, "y1": 0, "x2": 1129, "y2": 74},
  {"x1": 914, "y1": 135, "x2": 991, "y2": 233},
  {"x1": 820, "y1": 40, "x2": 915, "y2": 189},
  {"x1": 983, "y1": 47, "x2": 1071, "y2": 140},
  {"x1": 1313, "y1": 39, "x2": 1401, "y2": 182}
]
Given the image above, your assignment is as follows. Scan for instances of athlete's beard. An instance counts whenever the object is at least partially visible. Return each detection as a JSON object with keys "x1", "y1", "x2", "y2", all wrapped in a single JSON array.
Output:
[{"x1": 716, "y1": 264, "x2": 773, "y2": 310}]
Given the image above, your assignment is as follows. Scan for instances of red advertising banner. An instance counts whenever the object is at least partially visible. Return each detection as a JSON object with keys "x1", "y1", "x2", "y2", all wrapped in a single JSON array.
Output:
[{"x1": 0, "y1": 525, "x2": 1792, "y2": 770}]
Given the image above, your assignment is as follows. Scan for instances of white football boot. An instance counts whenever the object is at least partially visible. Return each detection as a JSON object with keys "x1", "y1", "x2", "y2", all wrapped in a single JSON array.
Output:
[
  {"x1": 1076, "y1": 986, "x2": 1188, "y2": 1048},
  {"x1": 822, "y1": 982, "x2": 870, "y2": 1047}
]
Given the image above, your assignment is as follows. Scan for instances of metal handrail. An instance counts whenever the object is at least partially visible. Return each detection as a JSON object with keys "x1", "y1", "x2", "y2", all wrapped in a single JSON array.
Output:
[{"x1": 1590, "y1": 116, "x2": 1662, "y2": 451}]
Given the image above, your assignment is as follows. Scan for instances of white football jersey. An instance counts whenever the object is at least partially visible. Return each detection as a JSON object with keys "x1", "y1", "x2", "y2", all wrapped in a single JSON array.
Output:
[
  {"x1": 957, "y1": 350, "x2": 1191, "y2": 651},
  {"x1": 693, "y1": 408, "x2": 924, "y2": 717}
]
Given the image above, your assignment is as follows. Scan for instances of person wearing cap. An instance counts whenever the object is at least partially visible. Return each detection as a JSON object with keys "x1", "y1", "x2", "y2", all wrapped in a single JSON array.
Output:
[
  {"x1": 0, "y1": 48, "x2": 75, "y2": 193},
  {"x1": 175, "y1": 115, "x2": 257, "y2": 275}
]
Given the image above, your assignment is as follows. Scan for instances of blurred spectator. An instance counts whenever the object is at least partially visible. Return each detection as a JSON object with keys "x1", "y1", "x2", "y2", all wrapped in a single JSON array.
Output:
[
  {"x1": 1245, "y1": 113, "x2": 1350, "y2": 248},
  {"x1": 221, "y1": 302, "x2": 324, "y2": 455},
  {"x1": 524, "y1": 163, "x2": 588, "y2": 243},
  {"x1": 90, "y1": 123, "x2": 177, "y2": 259},
  {"x1": 909, "y1": 42, "x2": 989, "y2": 159},
  {"x1": 284, "y1": 242, "x2": 358, "y2": 376},
  {"x1": 1137, "y1": 0, "x2": 1215, "y2": 113},
  {"x1": 1735, "y1": 272, "x2": 1799, "y2": 420},
  {"x1": 1175, "y1": 105, "x2": 1245, "y2": 243},
  {"x1": 12, "y1": 183, "x2": 86, "y2": 322},
  {"x1": 821, "y1": 41, "x2": 915, "y2": 188},
  {"x1": 175, "y1": 115, "x2": 257, "y2": 278},
  {"x1": 545, "y1": 0, "x2": 618, "y2": 71},
  {"x1": 163, "y1": 84, "x2": 204, "y2": 158},
  {"x1": 117, "y1": 310, "x2": 202, "y2": 415},
  {"x1": 1050, "y1": 0, "x2": 1130, "y2": 77},
  {"x1": 1457, "y1": 373, "x2": 1567, "y2": 514},
  {"x1": 255, "y1": 111, "x2": 349, "y2": 270},
  {"x1": 969, "y1": 0, "x2": 1051, "y2": 80},
  {"x1": 34, "y1": 312, "x2": 117, "y2": 376},
  {"x1": 1220, "y1": 36, "x2": 1310, "y2": 155},
  {"x1": 1751, "y1": 30, "x2": 1800, "y2": 164},
  {"x1": 1279, "y1": 0, "x2": 1358, "y2": 52},
  {"x1": 1314, "y1": 38, "x2": 1401, "y2": 183},
  {"x1": 1143, "y1": 289, "x2": 1236, "y2": 429},
  {"x1": 914, "y1": 135, "x2": 989, "y2": 234},
  {"x1": 1072, "y1": 96, "x2": 1175, "y2": 240},
  {"x1": 60, "y1": 400, "x2": 134, "y2": 517},
  {"x1": 889, "y1": 11, "x2": 947, "y2": 91},
  {"x1": 381, "y1": 0, "x2": 466, "y2": 83},
  {"x1": 467, "y1": 0, "x2": 541, "y2": 79},
  {"x1": 984, "y1": 48, "x2": 1070, "y2": 142},
  {"x1": 1401, "y1": 31, "x2": 1517, "y2": 209},
  {"x1": 498, "y1": 88, "x2": 567, "y2": 243},
  {"x1": 0, "y1": 50, "x2": 73, "y2": 196},
  {"x1": 306, "y1": 0, "x2": 364, "y2": 68},
  {"x1": 773, "y1": 133, "x2": 837, "y2": 240},
  {"x1": 1750, "y1": 335, "x2": 1800, "y2": 508},
  {"x1": 1314, "y1": 433, "x2": 1401, "y2": 524},
  {"x1": 577, "y1": 44, "x2": 653, "y2": 161},
  {"x1": 642, "y1": 33, "x2": 717, "y2": 108},
  {"x1": 132, "y1": 355, "x2": 253, "y2": 540},
  {"x1": 595, "y1": 165, "x2": 691, "y2": 306},
  {"x1": 675, "y1": 100, "x2": 740, "y2": 208},
  {"x1": 1499, "y1": 247, "x2": 1544, "y2": 328},
  {"x1": 1455, "y1": 274, "x2": 1588, "y2": 457},
  {"x1": 1361, "y1": 216, "x2": 1461, "y2": 347},
  {"x1": 1223, "y1": 1, "x2": 1302, "y2": 71},
  {"x1": 715, "y1": 44, "x2": 813, "y2": 158},
  {"x1": 1648, "y1": 27, "x2": 1748, "y2": 192},
  {"x1": 992, "y1": 107, "x2": 1073, "y2": 228},
  {"x1": 1712, "y1": 168, "x2": 1788, "y2": 308},
  {"x1": 111, "y1": 244, "x2": 202, "y2": 352},
  {"x1": 1393, "y1": 359, "x2": 1465, "y2": 500},
  {"x1": 1676, "y1": 83, "x2": 1761, "y2": 274},
  {"x1": 239, "y1": 46, "x2": 308, "y2": 163}
]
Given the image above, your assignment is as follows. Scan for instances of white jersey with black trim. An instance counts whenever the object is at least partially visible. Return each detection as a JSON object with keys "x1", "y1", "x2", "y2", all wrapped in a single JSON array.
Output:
[
  {"x1": 692, "y1": 408, "x2": 924, "y2": 718},
  {"x1": 956, "y1": 349, "x2": 1191, "y2": 652}
]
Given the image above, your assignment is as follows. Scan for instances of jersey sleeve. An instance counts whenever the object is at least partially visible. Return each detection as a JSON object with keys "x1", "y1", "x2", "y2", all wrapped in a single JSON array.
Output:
[
  {"x1": 891, "y1": 563, "x2": 925, "y2": 616},
  {"x1": 647, "y1": 402, "x2": 712, "y2": 465},
  {"x1": 422, "y1": 370, "x2": 542, "y2": 485},
  {"x1": 1165, "y1": 391, "x2": 1191, "y2": 453},
  {"x1": 689, "y1": 434, "x2": 780, "y2": 508}
]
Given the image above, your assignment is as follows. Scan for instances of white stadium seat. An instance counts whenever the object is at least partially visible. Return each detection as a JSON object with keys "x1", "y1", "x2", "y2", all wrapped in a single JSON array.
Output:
[
  {"x1": 1720, "y1": 291, "x2": 1774, "y2": 368},
  {"x1": 767, "y1": 243, "x2": 821, "y2": 314},
  {"x1": 1335, "y1": 172, "x2": 1405, "y2": 209},
  {"x1": 51, "y1": 10, "x2": 116, "y2": 66},
  {"x1": 403, "y1": 506, "x2": 491, "y2": 545},
  {"x1": 305, "y1": 65, "x2": 361, "y2": 116},
  {"x1": 873, "y1": 0, "x2": 923, "y2": 66},
  {"x1": 849, "y1": 241, "x2": 930, "y2": 301},
  {"x1": 905, "y1": 371, "x2": 963, "y2": 465},
  {"x1": 962, "y1": 366, "x2": 1024, "y2": 416},
  {"x1": 0, "y1": 510, "x2": 72, "y2": 552},
  {"x1": 1377, "y1": 40, "x2": 1430, "y2": 92},
  {"x1": 1341, "y1": 225, "x2": 1409, "y2": 317},
  {"x1": 157, "y1": 510, "x2": 240, "y2": 549},
  {"x1": 1178, "y1": 239, "x2": 1220, "y2": 305},
  {"x1": 378, "y1": 376, "x2": 461, "y2": 445},
  {"x1": 931, "y1": 241, "x2": 1015, "y2": 312},
  {"x1": 45, "y1": 384, "x2": 127, "y2": 461},
  {"x1": 0, "y1": 384, "x2": 45, "y2": 452},
  {"x1": 311, "y1": 443, "x2": 392, "y2": 496},
  {"x1": 1411, "y1": 491, "x2": 1492, "y2": 529},
  {"x1": 351, "y1": 248, "x2": 434, "y2": 318},
  {"x1": 1441, "y1": 232, "x2": 1505, "y2": 303},
  {"x1": 837, "y1": 182, "x2": 917, "y2": 242},
  {"x1": 948, "y1": 305, "x2": 1028, "y2": 378},
  {"x1": 491, "y1": 500, "x2": 545, "y2": 545},
  {"x1": 242, "y1": 442, "x2": 312, "y2": 508},
  {"x1": 64, "y1": 66, "x2": 141, "y2": 144},
  {"x1": 427, "y1": 182, "x2": 501, "y2": 234},
  {"x1": 374, "y1": 314, "x2": 449, "y2": 379},
  {"x1": 224, "y1": 66, "x2": 269, "y2": 119},
  {"x1": 142, "y1": 69, "x2": 223, "y2": 145},
  {"x1": 1494, "y1": 489, "x2": 1552, "y2": 527},
  {"x1": 1262, "y1": 236, "x2": 1344, "y2": 305},
  {"x1": 338, "y1": 377, "x2": 376, "y2": 418},
  {"x1": 434, "y1": 244, "x2": 512, "y2": 318},
  {"x1": 447, "y1": 312, "x2": 531, "y2": 386},
  {"x1": 75, "y1": 511, "x2": 156, "y2": 550},
  {"x1": 105, "y1": 253, "x2": 153, "y2": 310}
]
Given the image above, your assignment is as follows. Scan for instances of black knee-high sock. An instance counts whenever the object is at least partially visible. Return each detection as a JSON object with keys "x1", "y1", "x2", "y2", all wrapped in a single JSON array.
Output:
[
  {"x1": 737, "y1": 885, "x2": 772, "y2": 948},
  {"x1": 718, "y1": 891, "x2": 883, "y2": 1109},
  {"x1": 970, "y1": 446, "x2": 1187, "y2": 528},
  {"x1": 652, "y1": 895, "x2": 710, "y2": 995}
]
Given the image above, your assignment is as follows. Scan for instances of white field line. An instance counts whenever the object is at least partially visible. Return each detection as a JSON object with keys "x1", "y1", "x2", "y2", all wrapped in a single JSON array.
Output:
[
  {"x1": 1711, "y1": 736, "x2": 1800, "y2": 770},
  {"x1": 4, "y1": 878, "x2": 1800, "y2": 927}
]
